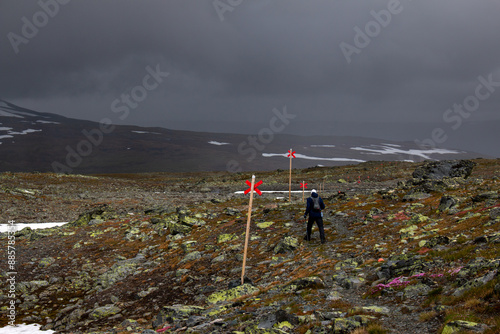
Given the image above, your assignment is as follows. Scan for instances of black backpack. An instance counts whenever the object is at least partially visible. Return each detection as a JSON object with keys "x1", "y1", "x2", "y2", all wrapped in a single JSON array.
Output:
[{"x1": 312, "y1": 197, "x2": 321, "y2": 211}]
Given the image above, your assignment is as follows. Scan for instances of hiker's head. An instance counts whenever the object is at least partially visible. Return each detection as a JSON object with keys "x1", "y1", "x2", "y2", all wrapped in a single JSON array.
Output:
[{"x1": 311, "y1": 189, "x2": 318, "y2": 197}]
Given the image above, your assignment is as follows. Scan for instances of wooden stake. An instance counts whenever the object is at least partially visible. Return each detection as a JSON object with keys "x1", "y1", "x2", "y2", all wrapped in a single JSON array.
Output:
[
  {"x1": 289, "y1": 148, "x2": 292, "y2": 202},
  {"x1": 241, "y1": 175, "x2": 255, "y2": 285},
  {"x1": 302, "y1": 180, "x2": 305, "y2": 202}
]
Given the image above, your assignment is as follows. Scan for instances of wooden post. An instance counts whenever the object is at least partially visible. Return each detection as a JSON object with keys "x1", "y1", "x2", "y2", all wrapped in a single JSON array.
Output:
[
  {"x1": 302, "y1": 180, "x2": 305, "y2": 202},
  {"x1": 289, "y1": 148, "x2": 292, "y2": 202},
  {"x1": 241, "y1": 175, "x2": 255, "y2": 285}
]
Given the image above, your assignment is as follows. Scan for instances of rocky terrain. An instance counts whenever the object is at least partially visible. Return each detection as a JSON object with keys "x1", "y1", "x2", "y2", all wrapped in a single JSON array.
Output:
[{"x1": 0, "y1": 159, "x2": 499, "y2": 333}]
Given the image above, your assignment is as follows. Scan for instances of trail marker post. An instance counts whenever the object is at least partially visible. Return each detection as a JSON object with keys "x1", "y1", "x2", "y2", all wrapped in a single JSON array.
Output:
[
  {"x1": 287, "y1": 149, "x2": 295, "y2": 201},
  {"x1": 241, "y1": 175, "x2": 262, "y2": 285},
  {"x1": 300, "y1": 181, "x2": 308, "y2": 202}
]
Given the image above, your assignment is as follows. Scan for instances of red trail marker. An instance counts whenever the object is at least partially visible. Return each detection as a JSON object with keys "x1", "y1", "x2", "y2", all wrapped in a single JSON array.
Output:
[
  {"x1": 300, "y1": 181, "x2": 308, "y2": 202},
  {"x1": 244, "y1": 179, "x2": 263, "y2": 195}
]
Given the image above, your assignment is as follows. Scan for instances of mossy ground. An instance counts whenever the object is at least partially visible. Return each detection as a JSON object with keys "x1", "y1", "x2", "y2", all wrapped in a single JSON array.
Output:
[{"x1": 0, "y1": 158, "x2": 499, "y2": 333}]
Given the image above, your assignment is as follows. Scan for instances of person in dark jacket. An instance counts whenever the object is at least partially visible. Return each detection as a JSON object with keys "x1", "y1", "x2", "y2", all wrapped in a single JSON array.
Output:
[{"x1": 303, "y1": 189, "x2": 326, "y2": 243}]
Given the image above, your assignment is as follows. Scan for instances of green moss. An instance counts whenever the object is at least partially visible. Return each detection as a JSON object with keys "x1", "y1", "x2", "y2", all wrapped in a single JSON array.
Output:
[
  {"x1": 206, "y1": 283, "x2": 260, "y2": 304},
  {"x1": 217, "y1": 233, "x2": 239, "y2": 243},
  {"x1": 256, "y1": 221, "x2": 275, "y2": 229}
]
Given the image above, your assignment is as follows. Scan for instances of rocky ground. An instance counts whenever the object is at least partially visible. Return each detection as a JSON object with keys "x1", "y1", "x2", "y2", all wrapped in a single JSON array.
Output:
[{"x1": 0, "y1": 159, "x2": 499, "y2": 334}]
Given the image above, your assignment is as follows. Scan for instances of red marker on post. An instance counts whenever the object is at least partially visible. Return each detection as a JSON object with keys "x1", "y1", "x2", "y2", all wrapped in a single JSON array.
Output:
[
  {"x1": 300, "y1": 181, "x2": 308, "y2": 202},
  {"x1": 241, "y1": 176, "x2": 262, "y2": 285}
]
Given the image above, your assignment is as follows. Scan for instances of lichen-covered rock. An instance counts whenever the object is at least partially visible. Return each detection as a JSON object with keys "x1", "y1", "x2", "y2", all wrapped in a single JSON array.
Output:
[
  {"x1": 442, "y1": 320, "x2": 489, "y2": 333},
  {"x1": 403, "y1": 283, "x2": 430, "y2": 298},
  {"x1": 408, "y1": 214, "x2": 429, "y2": 225},
  {"x1": 180, "y1": 251, "x2": 202, "y2": 263},
  {"x1": 217, "y1": 233, "x2": 238, "y2": 243},
  {"x1": 412, "y1": 160, "x2": 475, "y2": 180},
  {"x1": 39, "y1": 257, "x2": 55, "y2": 268},
  {"x1": 168, "y1": 221, "x2": 192, "y2": 235},
  {"x1": 284, "y1": 276, "x2": 325, "y2": 292},
  {"x1": 224, "y1": 208, "x2": 241, "y2": 216},
  {"x1": 472, "y1": 191, "x2": 499, "y2": 203},
  {"x1": 68, "y1": 205, "x2": 116, "y2": 227},
  {"x1": 490, "y1": 207, "x2": 500, "y2": 219},
  {"x1": 17, "y1": 280, "x2": 49, "y2": 295},
  {"x1": 180, "y1": 215, "x2": 206, "y2": 227},
  {"x1": 206, "y1": 283, "x2": 259, "y2": 304},
  {"x1": 438, "y1": 195, "x2": 458, "y2": 212},
  {"x1": 400, "y1": 225, "x2": 419, "y2": 239},
  {"x1": 256, "y1": 221, "x2": 274, "y2": 229},
  {"x1": 162, "y1": 304, "x2": 204, "y2": 320},
  {"x1": 90, "y1": 304, "x2": 121, "y2": 319},
  {"x1": 273, "y1": 236, "x2": 299, "y2": 254},
  {"x1": 333, "y1": 317, "x2": 362, "y2": 333},
  {"x1": 96, "y1": 257, "x2": 142, "y2": 290}
]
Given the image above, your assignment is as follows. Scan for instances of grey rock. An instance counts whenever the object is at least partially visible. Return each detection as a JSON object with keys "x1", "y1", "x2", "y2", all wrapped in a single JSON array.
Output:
[
  {"x1": 412, "y1": 160, "x2": 475, "y2": 180},
  {"x1": 490, "y1": 207, "x2": 500, "y2": 219},
  {"x1": 404, "y1": 283, "x2": 430, "y2": 298},
  {"x1": 472, "y1": 191, "x2": 499, "y2": 203},
  {"x1": 442, "y1": 320, "x2": 489, "y2": 333},
  {"x1": 438, "y1": 195, "x2": 458, "y2": 212},
  {"x1": 273, "y1": 236, "x2": 299, "y2": 254}
]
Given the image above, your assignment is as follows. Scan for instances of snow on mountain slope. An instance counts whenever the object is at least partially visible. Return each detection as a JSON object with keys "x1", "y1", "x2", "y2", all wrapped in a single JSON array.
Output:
[{"x1": 0, "y1": 99, "x2": 489, "y2": 173}]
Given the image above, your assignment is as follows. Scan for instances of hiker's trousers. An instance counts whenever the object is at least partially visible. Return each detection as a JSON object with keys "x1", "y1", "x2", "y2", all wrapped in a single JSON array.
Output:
[{"x1": 306, "y1": 216, "x2": 325, "y2": 242}]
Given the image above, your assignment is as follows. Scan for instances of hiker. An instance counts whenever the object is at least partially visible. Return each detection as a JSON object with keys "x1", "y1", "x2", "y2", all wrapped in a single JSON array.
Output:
[{"x1": 303, "y1": 189, "x2": 326, "y2": 243}]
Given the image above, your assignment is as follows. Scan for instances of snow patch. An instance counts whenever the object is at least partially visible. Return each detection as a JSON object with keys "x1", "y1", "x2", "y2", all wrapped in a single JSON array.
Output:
[
  {"x1": 0, "y1": 222, "x2": 68, "y2": 233},
  {"x1": 131, "y1": 130, "x2": 160, "y2": 135},
  {"x1": 0, "y1": 324, "x2": 55, "y2": 333},
  {"x1": 262, "y1": 152, "x2": 365, "y2": 163},
  {"x1": 8, "y1": 129, "x2": 42, "y2": 135},
  {"x1": 0, "y1": 110, "x2": 24, "y2": 118},
  {"x1": 208, "y1": 141, "x2": 230, "y2": 146},
  {"x1": 311, "y1": 145, "x2": 335, "y2": 147},
  {"x1": 350, "y1": 145, "x2": 463, "y2": 160},
  {"x1": 36, "y1": 120, "x2": 60, "y2": 125},
  {"x1": 0, "y1": 127, "x2": 13, "y2": 131}
]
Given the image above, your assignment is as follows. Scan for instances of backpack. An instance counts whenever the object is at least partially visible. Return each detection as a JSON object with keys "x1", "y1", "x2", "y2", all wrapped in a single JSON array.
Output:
[{"x1": 312, "y1": 197, "x2": 321, "y2": 211}]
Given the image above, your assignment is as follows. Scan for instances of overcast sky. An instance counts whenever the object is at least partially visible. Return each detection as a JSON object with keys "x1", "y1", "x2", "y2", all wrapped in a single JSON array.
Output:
[{"x1": 1, "y1": 0, "x2": 499, "y2": 156}]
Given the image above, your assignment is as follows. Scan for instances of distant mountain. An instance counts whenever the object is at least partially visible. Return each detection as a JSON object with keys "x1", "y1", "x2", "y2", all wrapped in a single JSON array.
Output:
[{"x1": 0, "y1": 100, "x2": 489, "y2": 174}]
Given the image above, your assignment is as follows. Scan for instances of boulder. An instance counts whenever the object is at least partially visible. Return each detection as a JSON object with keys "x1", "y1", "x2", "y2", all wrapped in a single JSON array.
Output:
[
  {"x1": 90, "y1": 304, "x2": 121, "y2": 319},
  {"x1": 68, "y1": 205, "x2": 115, "y2": 227},
  {"x1": 412, "y1": 160, "x2": 475, "y2": 180},
  {"x1": 333, "y1": 317, "x2": 365, "y2": 333},
  {"x1": 404, "y1": 283, "x2": 430, "y2": 298},
  {"x1": 273, "y1": 236, "x2": 299, "y2": 254},
  {"x1": 206, "y1": 283, "x2": 259, "y2": 304},
  {"x1": 472, "y1": 191, "x2": 499, "y2": 203},
  {"x1": 490, "y1": 207, "x2": 500, "y2": 219},
  {"x1": 180, "y1": 251, "x2": 202, "y2": 263},
  {"x1": 168, "y1": 221, "x2": 192, "y2": 235},
  {"x1": 38, "y1": 257, "x2": 56, "y2": 268},
  {"x1": 224, "y1": 208, "x2": 241, "y2": 216},
  {"x1": 217, "y1": 233, "x2": 238, "y2": 243},
  {"x1": 284, "y1": 276, "x2": 326, "y2": 291},
  {"x1": 438, "y1": 196, "x2": 458, "y2": 212},
  {"x1": 442, "y1": 320, "x2": 489, "y2": 333}
]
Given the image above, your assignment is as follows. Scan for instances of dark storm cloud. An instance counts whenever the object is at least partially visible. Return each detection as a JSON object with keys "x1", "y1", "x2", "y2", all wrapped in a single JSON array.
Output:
[{"x1": 0, "y1": 0, "x2": 499, "y2": 155}]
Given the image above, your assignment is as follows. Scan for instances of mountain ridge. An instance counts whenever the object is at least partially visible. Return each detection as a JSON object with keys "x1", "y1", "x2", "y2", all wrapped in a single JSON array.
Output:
[{"x1": 0, "y1": 99, "x2": 490, "y2": 174}]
